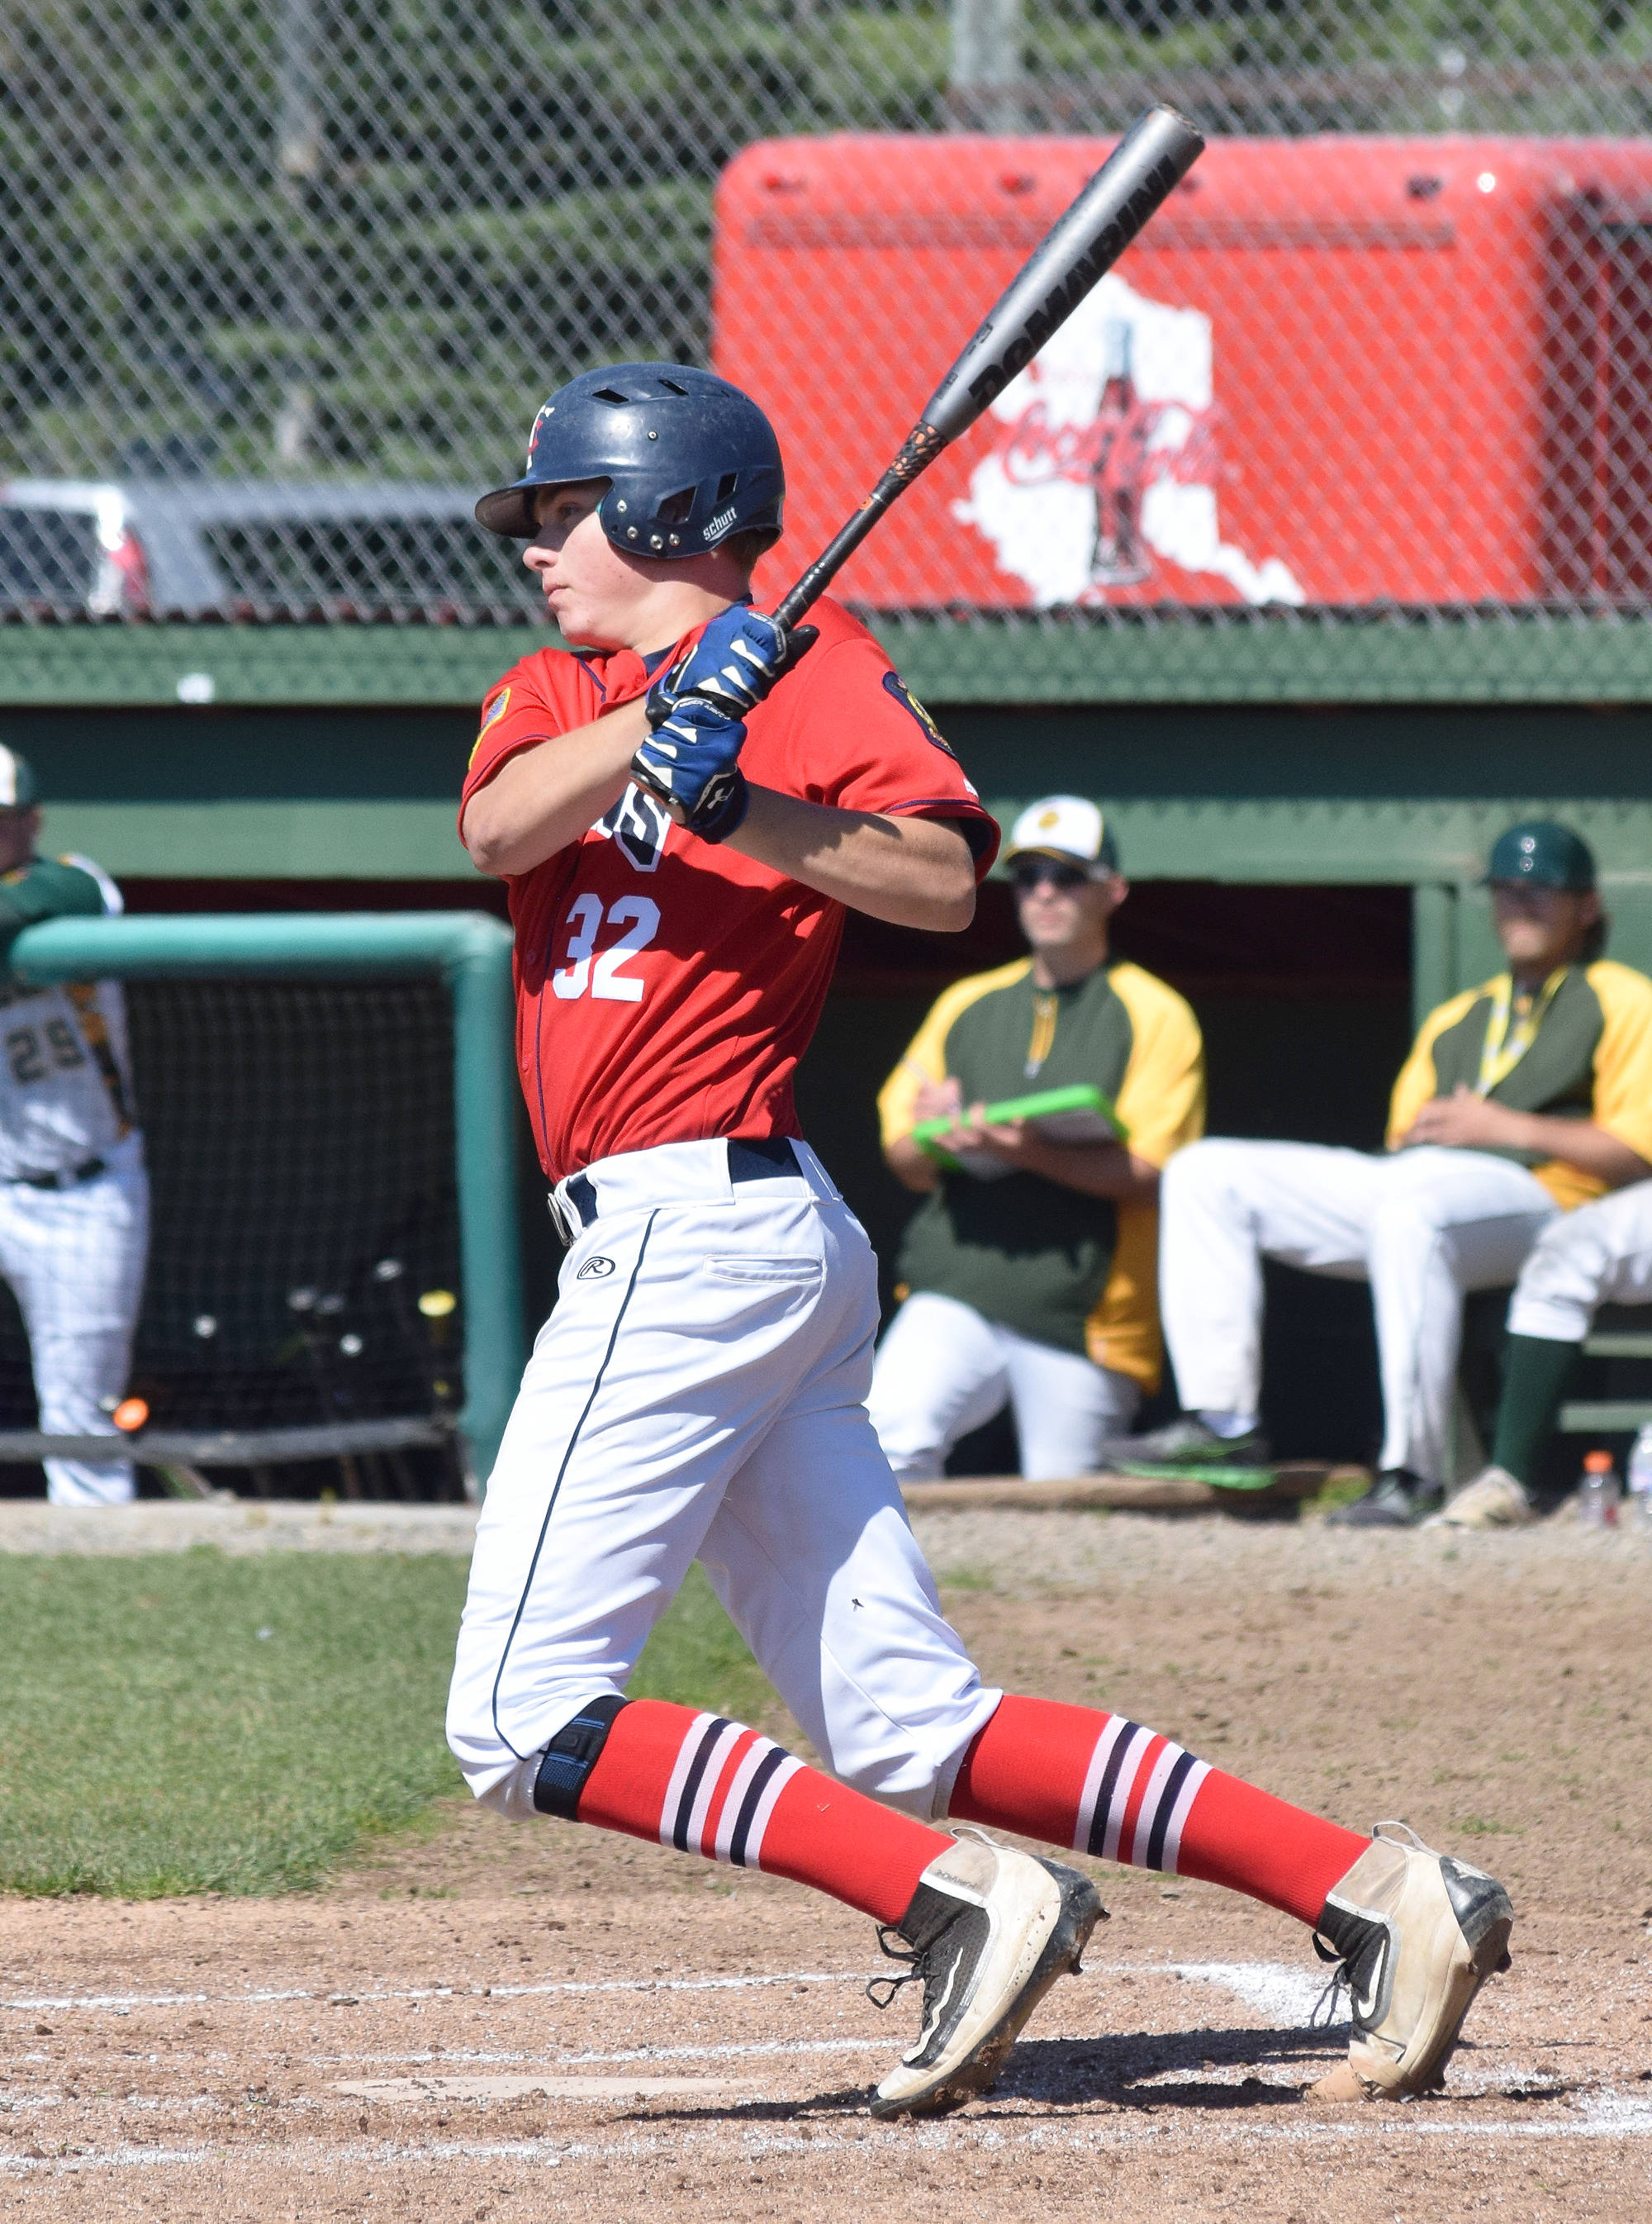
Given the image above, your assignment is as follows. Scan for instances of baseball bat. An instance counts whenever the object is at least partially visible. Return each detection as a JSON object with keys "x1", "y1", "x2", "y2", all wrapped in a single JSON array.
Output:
[{"x1": 770, "y1": 103, "x2": 1204, "y2": 631}]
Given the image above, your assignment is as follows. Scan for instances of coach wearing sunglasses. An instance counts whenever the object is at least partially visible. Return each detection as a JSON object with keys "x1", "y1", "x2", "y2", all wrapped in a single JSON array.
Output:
[{"x1": 869, "y1": 796, "x2": 1206, "y2": 1481}]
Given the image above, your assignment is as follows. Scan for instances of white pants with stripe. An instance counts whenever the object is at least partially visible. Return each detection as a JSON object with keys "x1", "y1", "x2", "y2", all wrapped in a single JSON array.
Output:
[
  {"x1": 446, "y1": 1140, "x2": 1000, "y2": 1825},
  {"x1": 1507, "y1": 1178, "x2": 1652, "y2": 1342},
  {"x1": 867, "y1": 1289, "x2": 1139, "y2": 1480},
  {"x1": 1160, "y1": 1138, "x2": 1557, "y2": 1485},
  {"x1": 0, "y1": 1134, "x2": 150, "y2": 1504}
]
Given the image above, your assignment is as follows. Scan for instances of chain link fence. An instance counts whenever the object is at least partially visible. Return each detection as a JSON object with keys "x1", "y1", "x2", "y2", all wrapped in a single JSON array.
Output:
[{"x1": 3, "y1": 2, "x2": 1652, "y2": 630}]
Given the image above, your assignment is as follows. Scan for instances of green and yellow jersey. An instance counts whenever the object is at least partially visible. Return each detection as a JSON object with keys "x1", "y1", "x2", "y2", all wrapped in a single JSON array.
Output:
[
  {"x1": 1387, "y1": 958, "x2": 1652, "y2": 1212},
  {"x1": 878, "y1": 957, "x2": 1205, "y2": 1390}
]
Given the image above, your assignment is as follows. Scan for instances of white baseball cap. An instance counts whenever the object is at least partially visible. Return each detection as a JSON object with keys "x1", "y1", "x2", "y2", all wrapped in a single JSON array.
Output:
[
  {"x1": 1004, "y1": 795, "x2": 1118, "y2": 877},
  {"x1": 0, "y1": 745, "x2": 38, "y2": 811}
]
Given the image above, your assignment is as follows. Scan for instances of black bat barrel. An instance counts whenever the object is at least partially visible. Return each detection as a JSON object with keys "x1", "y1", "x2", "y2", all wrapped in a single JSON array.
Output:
[
  {"x1": 771, "y1": 103, "x2": 1204, "y2": 631},
  {"x1": 922, "y1": 105, "x2": 1204, "y2": 440}
]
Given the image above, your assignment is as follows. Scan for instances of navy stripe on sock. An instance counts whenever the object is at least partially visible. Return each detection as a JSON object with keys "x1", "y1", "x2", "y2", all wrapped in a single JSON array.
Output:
[
  {"x1": 1144, "y1": 1747, "x2": 1199, "y2": 1871},
  {"x1": 1085, "y1": 1719, "x2": 1142, "y2": 1859},
  {"x1": 728, "y1": 1745, "x2": 786, "y2": 1870},
  {"x1": 672, "y1": 1717, "x2": 731, "y2": 1852}
]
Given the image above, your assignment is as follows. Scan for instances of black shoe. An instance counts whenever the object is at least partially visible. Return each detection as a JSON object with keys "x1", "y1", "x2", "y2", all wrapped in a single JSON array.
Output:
[
  {"x1": 1326, "y1": 1469, "x2": 1444, "y2": 1528},
  {"x1": 867, "y1": 1830, "x2": 1104, "y2": 2119},
  {"x1": 1309, "y1": 1822, "x2": 1514, "y2": 2099},
  {"x1": 1097, "y1": 1415, "x2": 1272, "y2": 1472}
]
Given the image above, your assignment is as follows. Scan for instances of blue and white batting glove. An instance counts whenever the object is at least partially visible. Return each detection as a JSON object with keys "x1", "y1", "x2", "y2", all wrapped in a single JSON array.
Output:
[
  {"x1": 630, "y1": 695, "x2": 751, "y2": 843},
  {"x1": 648, "y1": 606, "x2": 817, "y2": 722}
]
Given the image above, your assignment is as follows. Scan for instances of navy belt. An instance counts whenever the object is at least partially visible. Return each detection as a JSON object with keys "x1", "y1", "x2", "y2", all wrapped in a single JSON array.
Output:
[
  {"x1": 556, "y1": 1136, "x2": 800, "y2": 1238},
  {"x1": 10, "y1": 1156, "x2": 107, "y2": 1191}
]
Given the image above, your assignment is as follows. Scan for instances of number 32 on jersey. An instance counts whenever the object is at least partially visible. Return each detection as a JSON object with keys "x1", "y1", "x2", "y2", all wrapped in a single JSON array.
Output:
[{"x1": 552, "y1": 894, "x2": 660, "y2": 1004}]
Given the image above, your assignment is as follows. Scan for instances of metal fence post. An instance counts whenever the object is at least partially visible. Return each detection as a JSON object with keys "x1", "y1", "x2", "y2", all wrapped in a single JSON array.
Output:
[
  {"x1": 949, "y1": 0, "x2": 1023, "y2": 131},
  {"x1": 441, "y1": 915, "x2": 525, "y2": 1493}
]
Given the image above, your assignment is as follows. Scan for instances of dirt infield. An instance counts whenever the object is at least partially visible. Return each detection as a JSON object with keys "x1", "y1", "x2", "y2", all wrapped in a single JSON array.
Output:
[{"x1": 3, "y1": 1511, "x2": 1650, "y2": 2220}]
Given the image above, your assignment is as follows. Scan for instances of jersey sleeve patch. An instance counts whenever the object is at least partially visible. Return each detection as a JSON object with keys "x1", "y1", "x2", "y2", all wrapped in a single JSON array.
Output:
[
  {"x1": 881, "y1": 670, "x2": 958, "y2": 760},
  {"x1": 469, "y1": 684, "x2": 512, "y2": 767}
]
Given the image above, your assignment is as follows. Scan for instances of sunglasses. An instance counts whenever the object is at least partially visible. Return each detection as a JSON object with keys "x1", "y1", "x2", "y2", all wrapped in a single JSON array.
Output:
[{"x1": 1011, "y1": 859, "x2": 1091, "y2": 894}]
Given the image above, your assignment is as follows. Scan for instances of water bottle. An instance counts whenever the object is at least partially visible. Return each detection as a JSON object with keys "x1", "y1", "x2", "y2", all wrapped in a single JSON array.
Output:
[
  {"x1": 1628, "y1": 1424, "x2": 1652, "y2": 1533},
  {"x1": 1578, "y1": 1448, "x2": 1622, "y2": 1528}
]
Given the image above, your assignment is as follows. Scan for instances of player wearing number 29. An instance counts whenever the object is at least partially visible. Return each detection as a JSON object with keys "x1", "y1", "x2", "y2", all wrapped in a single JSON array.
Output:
[
  {"x1": 447, "y1": 364, "x2": 1512, "y2": 2117},
  {"x1": 0, "y1": 746, "x2": 147, "y2": 1504}
]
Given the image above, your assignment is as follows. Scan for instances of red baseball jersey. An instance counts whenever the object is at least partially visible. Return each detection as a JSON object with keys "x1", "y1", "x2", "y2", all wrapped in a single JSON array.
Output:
[{"x1": 461, "y1": 596, "x2": 999, "y2": 1181}]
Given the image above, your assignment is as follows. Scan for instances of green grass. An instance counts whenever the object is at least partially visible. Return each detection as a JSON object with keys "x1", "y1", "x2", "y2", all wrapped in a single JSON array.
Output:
[
  {"x1": 628, "y1": 1561, "x2": 772, "y2": 1726},
  {"x1": 0, "y1": 1552, "x2": 764, "y2": 1898}
]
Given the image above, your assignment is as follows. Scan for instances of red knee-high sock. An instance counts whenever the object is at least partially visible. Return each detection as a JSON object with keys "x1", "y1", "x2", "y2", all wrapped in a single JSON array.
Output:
[
  {"x1": 576, "y1": 1699, "x2": 947, "y2": 1927},
  {"x1": 951, "y1": 1695, "x2": 1366, "y2": 1927}
]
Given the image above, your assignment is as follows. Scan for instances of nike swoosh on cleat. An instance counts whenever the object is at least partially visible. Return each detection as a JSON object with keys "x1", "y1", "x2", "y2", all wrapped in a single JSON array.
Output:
[{"x1": 905, "y1": 1959, "x2": 961, "y2": 2065}]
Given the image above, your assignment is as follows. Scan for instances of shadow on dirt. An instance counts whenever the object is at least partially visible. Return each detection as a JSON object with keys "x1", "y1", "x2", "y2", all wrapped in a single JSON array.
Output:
[
  {"x1": 990, "y1": 2023, "x2": 1338, "y2": 2111},
  {"x1": 634, "y1": 2023, "x2": 1348, "y2": 2125}
]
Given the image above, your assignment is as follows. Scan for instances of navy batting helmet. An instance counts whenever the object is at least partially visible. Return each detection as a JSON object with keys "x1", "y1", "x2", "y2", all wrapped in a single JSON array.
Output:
[{"x1": 475, "y1": 363, "x2": 785, "y2": 558}]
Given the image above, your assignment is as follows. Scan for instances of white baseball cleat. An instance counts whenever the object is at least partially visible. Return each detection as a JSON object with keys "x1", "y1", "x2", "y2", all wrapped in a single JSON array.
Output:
[
  {"x1": 1309, "y1": 1821, "x2": 1513, "y2": 2101},
  {"x1": 867, "y1": 1827, "x2": 1104, "y2": 2121},
  {"x1": 1422, "y1": 1466, "x2": 1536, "y2": 1530}
]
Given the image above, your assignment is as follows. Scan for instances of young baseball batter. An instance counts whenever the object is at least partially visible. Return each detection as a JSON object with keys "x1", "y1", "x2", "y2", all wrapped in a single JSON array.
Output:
[
  {"x1": 447, "y1": 363, "x2": 1513, "y2": 2118},
  {"x1": 0, "y1": 746, "x2": 148, "y2": 1504}
]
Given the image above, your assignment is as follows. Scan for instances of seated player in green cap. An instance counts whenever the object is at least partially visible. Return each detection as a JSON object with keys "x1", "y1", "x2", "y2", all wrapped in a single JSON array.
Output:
[
  {"x1": 870, "y1": 795, "x2": 1205, "y2": 1480},
  {"x1": 1101, "y1": 819, "x2": 1652, "y2": 1525}
]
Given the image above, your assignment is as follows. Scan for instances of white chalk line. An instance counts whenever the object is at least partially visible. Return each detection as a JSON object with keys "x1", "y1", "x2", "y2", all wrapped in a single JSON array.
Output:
[
  {"x1": 301, "y1": 2038, "x2": 896, "y2": 2070},
  {"x1": 0, "y1": 1969, "x2": 866, "y2": 2014},
  {"x1": 0, "y1": 1957, "x2": 1299, "y2": 2019},
  {"x1": 7, "y1": 2094, "x2": 1652, "y2": 2176}
]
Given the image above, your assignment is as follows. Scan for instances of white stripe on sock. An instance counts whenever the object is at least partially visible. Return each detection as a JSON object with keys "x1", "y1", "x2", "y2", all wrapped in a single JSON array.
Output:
[
  {"x1": 1126, "y1": 1738, "x2": 1185, "y2": 1870},
  {"x1": 711, "y1": 1735, "x2": 774, "y2": 1863},
  {"x1": 1074, "y1": 1714, "x2": 1131, "y2": 1854},
  {"x1": 1158, "y1": 1758, "x2": 1212, "y2": 1875},
  {"x1": 684, "y1": 1722, "x2": 746, "y2": 1858},
  {"x1": 1100, "y1": 1725, "x2": 1155, "y2": 1863},
  {"x1": 742, "y1": 1755, "x2": 804, "y2": 1872},
  {"x1": 657, "y1": 1712, "x2": 717, "y2": 1849}
]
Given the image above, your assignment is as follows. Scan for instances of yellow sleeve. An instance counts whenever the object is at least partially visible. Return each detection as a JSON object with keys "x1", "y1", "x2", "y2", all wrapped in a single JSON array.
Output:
[
  {"x1": 1584, "y1": 962, "x2": 1652, "y2": 1167},
  {"x1": 1106, "y1": 965, "x2": 1206, "y2": 1167},
  {"x1": 875, "y1": 960, "x2": 1031, "y2": 1148},
  {"x1": 1385, "y1": 986, "x2": 1484, "y2": 1148}
]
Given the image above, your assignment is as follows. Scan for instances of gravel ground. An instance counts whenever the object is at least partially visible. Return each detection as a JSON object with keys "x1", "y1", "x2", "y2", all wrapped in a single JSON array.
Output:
[
  {"x1": 0, "y1": 1499, "x2": 482, "y2": 1557},
  {"x1": 7, "y1": 1490, "x2": 1647, "y2": 1580},
  {"x1": 2, "y1": 1505, "x2": 1650, "y2": 2219}
]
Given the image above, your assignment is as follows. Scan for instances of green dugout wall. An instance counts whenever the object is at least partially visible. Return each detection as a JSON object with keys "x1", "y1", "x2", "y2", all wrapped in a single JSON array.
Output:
[
  {"x1": 8, "y1": 623, "x2": 1652, "y2": 1020},
  {"x1": 5, "y1": 620, "x2": 1651, "y2": 1472}
]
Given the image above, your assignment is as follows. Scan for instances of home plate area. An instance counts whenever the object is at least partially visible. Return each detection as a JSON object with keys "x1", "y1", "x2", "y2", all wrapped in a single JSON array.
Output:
[
  {"x1": 4, "y1": 1516, "x2": 1650, "y2": 2218},
  {"x1": 2, "y1": 1865, "x2": 1649, "y2": 2224}
]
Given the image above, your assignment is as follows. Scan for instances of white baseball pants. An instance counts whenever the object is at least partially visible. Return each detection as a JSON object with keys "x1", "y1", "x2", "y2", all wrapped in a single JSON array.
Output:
[
  {"x1": 447, "y1": 1140, "x2": 1000, "y2": 1825},
  {"x1": 0, "y1": 1134, "x2": 150, "y2": 1504},
  {"x1": 1160, "y1": 1139, "x2": 1558, "y2": 1485},
  {"x1": 867, "y1": 1289, "x2": 1139, "y2": 1481},
  {"x1": 1507, "y1": 1178, "x2": 1652, "y2": 1342}
]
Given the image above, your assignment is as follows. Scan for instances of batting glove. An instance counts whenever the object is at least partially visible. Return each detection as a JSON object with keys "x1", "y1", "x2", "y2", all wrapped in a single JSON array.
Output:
[
  {"x1": 630, "y1": 695, "x2": 751, "y2": 843},
  {"x1": 647, "y1": 606, "x2": 817, "y2": 723}
]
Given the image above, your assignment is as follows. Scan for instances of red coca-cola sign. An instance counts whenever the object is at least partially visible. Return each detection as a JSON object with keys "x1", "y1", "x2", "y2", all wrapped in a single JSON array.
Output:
[{"x1": 714, "y1": 134, "x2": 1652, "y2": 611}]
